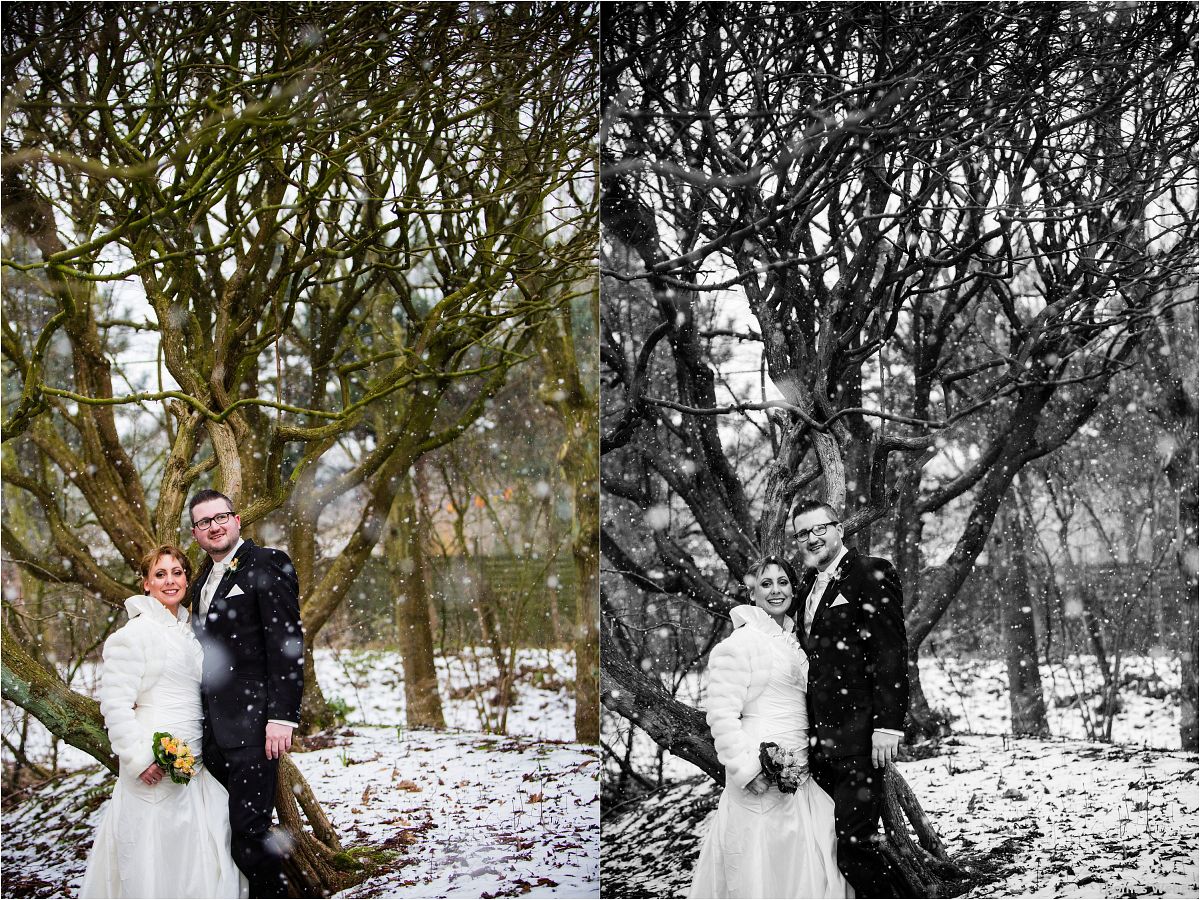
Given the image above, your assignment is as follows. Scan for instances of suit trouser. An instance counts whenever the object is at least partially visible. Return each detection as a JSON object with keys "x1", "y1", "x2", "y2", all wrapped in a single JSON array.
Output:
[
  {"x1": 204, "y1": 740, "x2": 289, "y2": 899},
  {"x1": 811, "y1": 753, "x2": 901, "y2": 899}
]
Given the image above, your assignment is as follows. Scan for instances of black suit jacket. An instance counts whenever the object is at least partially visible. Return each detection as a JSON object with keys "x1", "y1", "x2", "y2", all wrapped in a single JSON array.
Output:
[
  {"x1": 794, "y1": 548, "x2": 909, "y2": 758},
  {"x1": 190, "y1": 539, "x2": 305, "y2": 749}
]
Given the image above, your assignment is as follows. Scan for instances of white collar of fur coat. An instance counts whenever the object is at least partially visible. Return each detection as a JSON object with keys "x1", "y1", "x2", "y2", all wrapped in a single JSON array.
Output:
[
  {"x1": 124, "y1": 594, "x2": 190, "y2": 625},
  {"x1": 730, "y1": 603, "x2": 796, "y2": 636}
]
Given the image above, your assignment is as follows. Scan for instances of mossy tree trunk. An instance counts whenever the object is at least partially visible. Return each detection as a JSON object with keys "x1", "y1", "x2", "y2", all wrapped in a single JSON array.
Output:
[
  {"x1": 275, "y1": 755, "x2": 365, "y2": 898},
  {"x1": 390, "y1": 471, "x2": 446, "y2": 731},
  {"x1": 1, "y1": 622, "x2": 116, "y2": 775},
  {"x1": 535, "y1": 280, "x2": 601, "y2": 744}
]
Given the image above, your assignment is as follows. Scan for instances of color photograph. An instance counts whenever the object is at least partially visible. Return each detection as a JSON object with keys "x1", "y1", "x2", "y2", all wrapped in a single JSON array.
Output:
[{"x1": 1, "y1": 3, "x2": 598, "y2": 897}]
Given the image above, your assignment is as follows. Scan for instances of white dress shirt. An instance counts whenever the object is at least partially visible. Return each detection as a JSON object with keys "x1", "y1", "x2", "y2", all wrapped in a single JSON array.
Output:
[
  {"x1": 198, "y1": 538, "x2": 244, "y2": 618},
  {"x1": 804, "y1": 545, "x2": 848, "y2": 635}
]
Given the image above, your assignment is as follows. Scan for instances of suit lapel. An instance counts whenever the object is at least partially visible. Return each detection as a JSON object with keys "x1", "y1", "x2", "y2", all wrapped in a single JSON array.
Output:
[
  {"x1": 805, "y1": 548, "x2": 860, "y2": 645},
  {"x1": 209, "y1": 540, "x2": 254, "y2": 613},
  {"x1": 810, "y1": 577, "x2": 841, "y2": 630},
  {"x1": 191, "y1": 558, "x2": 213, "y2": 634},
  {"x1": 796, "y1": 570, "x2": 814, "y2": 647},
  {"x1": 197, "y1": 540, "x2": 255, "y2": 628},
  {"x1": 209, "y1": 567, "x2": 234, "y2": 610},
  {"x1": 797, "y1": 571, "x2": 816, "y2": 607},
  {"x1": 799, "y1": 569, "x2": 827, "y2": 652}
]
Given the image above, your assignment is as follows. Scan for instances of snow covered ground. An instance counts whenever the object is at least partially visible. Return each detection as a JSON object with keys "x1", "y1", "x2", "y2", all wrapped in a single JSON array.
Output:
[
  {"x1": 601, "y1": 736, "x2": 1198, "y2": 898},
  {"x1": 602, "y1": 654, "x2": 1197, "y2": 899},
  {"x1": 1, "y1": 648, "x2": 599, "y2": 899},
  {"x1": 919, "y1": 652, "x2": 1184, "y2": 748},
  {"x1": 314, "y1": 646, "x2": 576, "y2": 741}
]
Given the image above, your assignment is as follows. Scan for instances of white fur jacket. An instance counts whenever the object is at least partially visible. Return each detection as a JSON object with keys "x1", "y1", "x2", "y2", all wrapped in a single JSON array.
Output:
[
  {"x1": 704, "y1": 604, "x2": 809, "y2": 788},
  {"x1": 98, "y1": 595, "x2": 197, "y2": 776}
]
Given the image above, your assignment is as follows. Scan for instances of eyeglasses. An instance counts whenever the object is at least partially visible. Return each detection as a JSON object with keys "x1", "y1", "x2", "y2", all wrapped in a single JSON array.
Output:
[
  {"x1": 192, "y1": 511, "x2": 237, "y2": 531},
  {"x1": 795, "y1": 521, "x2": 838, "y2": 542}
]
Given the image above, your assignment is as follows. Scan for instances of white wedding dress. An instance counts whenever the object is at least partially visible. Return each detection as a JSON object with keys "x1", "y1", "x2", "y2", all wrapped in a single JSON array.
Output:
[
  {"x1": 79, "y1": 595, "x2": 246, "y2": 899},
  {"x1": 689, "y1": 606, "x2": 850, "y2": 899}
]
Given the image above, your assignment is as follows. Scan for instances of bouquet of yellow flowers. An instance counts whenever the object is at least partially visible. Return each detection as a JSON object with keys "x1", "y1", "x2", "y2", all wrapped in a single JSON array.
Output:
[{"x1": 152, "y1": 732, "x2": 197, "y2": 784}]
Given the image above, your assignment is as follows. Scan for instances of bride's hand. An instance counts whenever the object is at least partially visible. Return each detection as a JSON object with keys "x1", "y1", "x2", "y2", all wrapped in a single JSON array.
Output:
[
  {"x1": 745, "y1": 772, "x2": 770, "y2": 795},
  {"x1": 139, "y1": 762, "x2": 165, "y2": 785}
]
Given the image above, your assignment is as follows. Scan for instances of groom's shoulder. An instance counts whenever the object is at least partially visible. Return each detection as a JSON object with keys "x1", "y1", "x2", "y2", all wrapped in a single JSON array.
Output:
[
  {"x1": 241, "y1": 541, "x2": 295, "y2": 571},
  {"x1": 856, "y1": 553, "x2": 896, "y2": 570},
  {"x1": 845, "y1": 552, "x2": 899, "y2": 582}
]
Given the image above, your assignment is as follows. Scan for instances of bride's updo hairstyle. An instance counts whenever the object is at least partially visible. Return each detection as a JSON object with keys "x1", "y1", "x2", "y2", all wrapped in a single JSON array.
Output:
[
  {"x1": 139, "y1": 544, "x2": 193, "y2": 599},
  {"x1": 742, "y1": 554, "x2": 799, "y2": 593}
]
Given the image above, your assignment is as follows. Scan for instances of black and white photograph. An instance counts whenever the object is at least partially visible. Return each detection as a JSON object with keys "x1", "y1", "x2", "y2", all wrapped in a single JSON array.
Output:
[
  {"x1": 1, "y1": 4, "x2": 599, "y2": 898},
  {"x1": 600, "y1": 3, "x2": 1197, "y2": 898}
]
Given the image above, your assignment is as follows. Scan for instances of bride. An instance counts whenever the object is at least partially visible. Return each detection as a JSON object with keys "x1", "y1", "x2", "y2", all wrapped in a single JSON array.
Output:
[
  {"x1": 80, "y1": 544, "x2": 246, "y2": 899},
  {"x1": 689, "y1": 556, "x2": 849, "y2": 899}
]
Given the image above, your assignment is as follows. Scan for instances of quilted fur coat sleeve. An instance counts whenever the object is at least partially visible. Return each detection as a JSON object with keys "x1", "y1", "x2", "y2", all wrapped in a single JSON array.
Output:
[{"x1": 704, "y1": 627, "x2": 772, "y2": 788}]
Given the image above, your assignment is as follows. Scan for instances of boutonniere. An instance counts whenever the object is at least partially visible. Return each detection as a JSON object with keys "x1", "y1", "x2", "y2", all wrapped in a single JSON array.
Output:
[
  {"x1": 228, "y1": 557, "x2": 241, "y2": 575},
  {"x1": 831, "y1": 556, "x2": 851, "y2": 583}
]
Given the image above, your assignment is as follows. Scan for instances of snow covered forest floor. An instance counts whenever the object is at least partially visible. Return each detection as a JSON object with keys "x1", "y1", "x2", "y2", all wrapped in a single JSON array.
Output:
[
  {"x1": 2, "y1": 648, "x2": 599, "y2": 899},
  {"x1": 602, "y1": 655, "x2": 1197, "y2": 898}
]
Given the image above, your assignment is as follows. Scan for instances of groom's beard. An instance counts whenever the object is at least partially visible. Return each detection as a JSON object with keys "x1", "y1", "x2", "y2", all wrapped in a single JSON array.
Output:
[
  {"x1": 802, "y1": 541, "x2": 836, "y2": 570},
  {"x1": 203, "y1": 530, "x2": 238, "y2": 556}
]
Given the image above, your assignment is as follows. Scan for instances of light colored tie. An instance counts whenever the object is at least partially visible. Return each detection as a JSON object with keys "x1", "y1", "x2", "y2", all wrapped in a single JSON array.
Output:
[
  {"x1": 805, "y1": 571, "x2": 832, "y2": 634},
  {"x1": 199, "y1": 562, "x2": 228, "y2": 618}
]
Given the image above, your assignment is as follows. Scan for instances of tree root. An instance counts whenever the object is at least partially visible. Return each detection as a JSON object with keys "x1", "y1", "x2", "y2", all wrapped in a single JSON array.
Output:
[
  {"x1": 275, "y1": 753, "x2": 366, "y2": 898},
  {"x1": 881, "y1": 762, "x2": 971, "y2": 898}
]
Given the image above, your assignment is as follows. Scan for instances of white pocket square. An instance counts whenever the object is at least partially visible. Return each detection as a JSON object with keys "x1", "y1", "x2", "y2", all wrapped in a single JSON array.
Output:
[
  {"x1": 829, "y1": 595, "x2": 850, "y2": 608},
  {"x1": 226, "y1": 584, "x2": 245, "y2": 598}
]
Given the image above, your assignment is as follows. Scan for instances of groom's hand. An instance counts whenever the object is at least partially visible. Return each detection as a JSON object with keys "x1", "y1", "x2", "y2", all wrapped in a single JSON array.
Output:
[
  {"x1": 265, "y1": 722, "x2": 294, "y2": 759},
  {"x1": 871, "y1": 730, "x2": 901, "y2": 769}
]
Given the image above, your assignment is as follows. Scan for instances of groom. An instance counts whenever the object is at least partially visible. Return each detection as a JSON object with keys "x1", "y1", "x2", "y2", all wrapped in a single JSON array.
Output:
[
  {"x1": 792, "y1": 501, "x2": 909, "y2": 898},
  {"x1": 188, "y1": 489, "x2": 305, "y2": 898}
]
